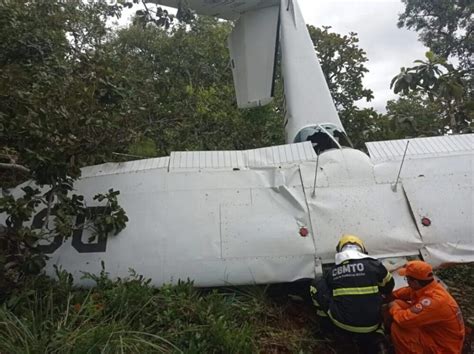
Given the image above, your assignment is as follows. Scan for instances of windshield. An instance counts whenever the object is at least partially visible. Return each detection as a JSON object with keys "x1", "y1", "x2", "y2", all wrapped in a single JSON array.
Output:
[{"x1": 293, "y1": 124, "x2": 352, "y2": 154}]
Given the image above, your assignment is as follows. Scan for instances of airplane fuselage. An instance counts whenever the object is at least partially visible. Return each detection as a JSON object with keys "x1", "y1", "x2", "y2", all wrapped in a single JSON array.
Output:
[{"x1": 24, "y1": 138, "x2": 472, "y2": 287}]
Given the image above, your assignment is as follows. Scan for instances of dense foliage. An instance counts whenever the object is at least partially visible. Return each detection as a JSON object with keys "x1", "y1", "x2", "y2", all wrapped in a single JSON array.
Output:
[
  {"x1": 398, "y1": 0, "x2": 473, "y2": 70},
  {"x1": 0, "y1": 1, "x2": 133, "y2": 295},
  {"x1": 391, "y1": 52, "x2": 472, "y2": 133},
  {"x1": 109, "y1": 17, "x2": 283, "y2": 155},
  {"x1": 391, "y1": 0, "x2": 473, "y2": 134}
]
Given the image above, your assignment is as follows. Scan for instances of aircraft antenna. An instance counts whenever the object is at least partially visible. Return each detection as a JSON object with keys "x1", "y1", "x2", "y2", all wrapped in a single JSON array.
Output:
[
  {"x1": 391, "y1": 140, "x2": 410, "y2": 192},
  {"x1": 311, "y1": 153, "x2": 320, "y2": 198}
]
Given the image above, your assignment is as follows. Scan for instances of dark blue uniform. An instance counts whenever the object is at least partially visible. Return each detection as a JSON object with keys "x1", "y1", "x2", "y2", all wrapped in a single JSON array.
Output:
[{"x1": 311, "y1": 257, "x2": 394, "y2": 352}]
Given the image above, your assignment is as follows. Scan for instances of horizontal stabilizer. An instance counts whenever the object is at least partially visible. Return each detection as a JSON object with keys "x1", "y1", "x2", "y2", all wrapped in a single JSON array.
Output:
[{"x1": 228, "y1": 5, "x2": 279, "y2": 108}]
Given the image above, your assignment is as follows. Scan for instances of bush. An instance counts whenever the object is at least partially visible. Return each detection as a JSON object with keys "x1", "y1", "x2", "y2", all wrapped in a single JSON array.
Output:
[{"x1": 0, "y1": 269, "x2": 265, "y2": 353}]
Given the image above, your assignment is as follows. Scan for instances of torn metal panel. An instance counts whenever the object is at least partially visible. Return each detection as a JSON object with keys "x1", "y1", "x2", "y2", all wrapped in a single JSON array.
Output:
[
  {"x1": 299, "y1": 149, "x2": 375, "y2": 188},
  {"x1": 306, "y1": 183, "x2": 422, "y2": 263}
]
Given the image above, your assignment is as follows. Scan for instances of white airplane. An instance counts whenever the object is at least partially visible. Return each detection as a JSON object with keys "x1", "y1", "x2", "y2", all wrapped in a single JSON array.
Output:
[{"x1": 3, "y1": 0, "x2": 473, "y2": 287}]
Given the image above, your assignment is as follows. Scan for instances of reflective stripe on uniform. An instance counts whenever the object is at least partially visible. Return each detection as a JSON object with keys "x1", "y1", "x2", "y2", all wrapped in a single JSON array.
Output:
[
  {"x1": 310, "y1": 285, "x2": 318, "y2": 295},
  {"x1": 332, "y1": 286, "x2": 379, "y2": 297},
  {"x1": 328, "y1": 311, "x2": 380, "y2": 333},
  {"x1": 378, "y1": 272, "x2": 393, "y2": 287}
]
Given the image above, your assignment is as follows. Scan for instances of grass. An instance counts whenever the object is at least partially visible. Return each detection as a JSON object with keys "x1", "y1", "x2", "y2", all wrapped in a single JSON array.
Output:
[
  {"x1": 0, "y1": 264, "x2": 472, "y2": 354},
  {"x1": 0, "y1": 268, "x2": 327, "y2": 353}
]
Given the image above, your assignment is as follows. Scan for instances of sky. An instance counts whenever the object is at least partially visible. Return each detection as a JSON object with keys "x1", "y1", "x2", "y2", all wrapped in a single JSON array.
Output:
[
  {"x1": 117, "y1": 0, "x2": 428, "y2": 113},
  {"x1": 298, "y1": 0, "x2": 427, "y2": 112}
]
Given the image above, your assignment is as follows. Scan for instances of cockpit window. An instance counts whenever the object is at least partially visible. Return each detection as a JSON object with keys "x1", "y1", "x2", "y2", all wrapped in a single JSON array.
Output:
[{"x1": 293, "y1": 124, "x2": 352, "y2": 154}]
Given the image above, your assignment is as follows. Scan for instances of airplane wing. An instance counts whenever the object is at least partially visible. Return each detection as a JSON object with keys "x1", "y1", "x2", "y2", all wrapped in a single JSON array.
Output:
[
  {"x1": 21, "y1": 142, "x2": 320, "y2": 287},
  {"x1": 5, "y1": 136, "x2": 472, "y2": 287},
  {"x1": 366, "y1": 134, "x2": 474, "y2": 267}
]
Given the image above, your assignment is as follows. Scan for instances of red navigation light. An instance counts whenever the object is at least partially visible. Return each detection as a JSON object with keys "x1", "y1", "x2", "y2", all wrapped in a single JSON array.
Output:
[
  {"x1": 421, "y1": 217, "x2": 431, "y2": 227},
  {"x1": 299, "y1": 227, "x2": 309, "y2": 237}
]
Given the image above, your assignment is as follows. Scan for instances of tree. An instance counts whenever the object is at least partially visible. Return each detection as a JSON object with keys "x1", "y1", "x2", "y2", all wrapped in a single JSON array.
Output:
[
  {"x1": 391, "y1": 52, "x2": 472, "y2": 133},
  {"x1": 308, "y1": 26, "x2": 374, "y2": 113},
  {"x1": 393, "y1": 1, "x2": 473, "y2": 135},
  {"x1": 110, "y1": 16, "x2": 284, "y2": 155},
  {"x1": 342, "y1": 108, "x2": 383, "y2": 150},
  {"x1": 0, "y1": 1, "x2": 130, "y2": 293},
  {"x1": 398, "y1": 0, "x2": 473, "y2": 69},
  {"x1": 0, "y1": 5, "x2": 284, "y2": 292},
  {"x1": 385, "y1": 93, "x2": 445, "y2": 137}
]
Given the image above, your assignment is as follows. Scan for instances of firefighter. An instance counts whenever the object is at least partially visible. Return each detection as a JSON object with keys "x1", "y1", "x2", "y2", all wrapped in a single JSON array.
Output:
[
  {"x1": 388, "y1": 260, "x2": 465, "y2": 353},
  {"x1": 310, "y1": 234, "x2": 394, "y2": 353}
]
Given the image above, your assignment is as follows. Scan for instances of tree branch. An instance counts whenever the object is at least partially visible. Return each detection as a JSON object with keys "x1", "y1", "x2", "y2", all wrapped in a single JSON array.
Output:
[{"x1": 0, "y1": 163, "x2": 30, "y2": 173}]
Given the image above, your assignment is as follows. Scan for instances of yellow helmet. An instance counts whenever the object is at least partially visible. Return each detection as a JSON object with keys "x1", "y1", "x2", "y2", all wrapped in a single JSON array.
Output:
[{"x1": 336, "y1": 234, "x2": 367, "y2": 253}]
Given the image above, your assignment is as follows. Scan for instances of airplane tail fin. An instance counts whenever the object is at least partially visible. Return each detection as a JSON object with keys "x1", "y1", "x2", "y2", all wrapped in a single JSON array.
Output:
[
  {"x1": 279, "y1": 0, "x2": 344, "y2": 143},
  {"x1": 228, "y1": 5, "x2": 280, "y2": 108},
  {"x1": 229, "y1": 0, "x2": 349, "y2": 148}
]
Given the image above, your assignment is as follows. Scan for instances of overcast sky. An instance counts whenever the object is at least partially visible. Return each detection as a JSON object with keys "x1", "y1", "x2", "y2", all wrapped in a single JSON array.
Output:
[
  {"x1": 118, "y1": 0, "x2": 427, "y2": 113},
  {"x1": 298, "y1": 0, "x2": 427, "y2": 112}
]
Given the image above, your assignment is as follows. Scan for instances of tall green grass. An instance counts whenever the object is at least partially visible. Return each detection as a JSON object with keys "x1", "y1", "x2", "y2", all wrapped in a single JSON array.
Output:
[
  {"x1": 0, "y1": 268, "x2": 323, "y2": 353},
  {"x1": 3, "y1": 264, "x2": 471, "y2": 354}
]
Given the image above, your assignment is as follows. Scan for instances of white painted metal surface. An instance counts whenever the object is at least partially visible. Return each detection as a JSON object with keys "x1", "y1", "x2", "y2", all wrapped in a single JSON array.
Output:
[
  {"x1": 300, "y1": 150, "x2": 422, "y2": 263},
  {"x1": 169, "y1": 142, "x2": 316, "y2": 171},
  {"x1": 36, "y1": 164, "x2": 316, "y2": 286},
  {"x1": 367, "y1": 134, "x2": 474, "y2": 163},
  {"x1": 81, "y1": 157, "x2": 169, "y2": 178},
  {"x1": 228, "y1": 5, "x2": 279, "y2": 108},
  {"x1": 18, "y1": 137, "x2": 469, "y2": 288},
  {"x1": 79, "y1": 142, "x2": 316, "y2": 176},
  {"x1": 403, "y1": 174, "x2": 473, "y2": 267},
  {"x1": 150, "y1": 0, "x2": 279, "y2": 20},
  {"x1": 279, "y1": 0, "x2": 343, "y2": 142}
]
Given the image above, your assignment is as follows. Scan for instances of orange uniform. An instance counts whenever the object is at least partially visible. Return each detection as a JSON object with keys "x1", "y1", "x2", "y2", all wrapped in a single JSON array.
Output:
[{"x1": 390, "y1": 280, "x2": 465, "y2": 353}]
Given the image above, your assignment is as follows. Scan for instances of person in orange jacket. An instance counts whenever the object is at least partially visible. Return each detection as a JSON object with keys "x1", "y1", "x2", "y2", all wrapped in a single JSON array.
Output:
[{"x1": 388, "y1": 260, "x2": 465, "y2": 353}]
